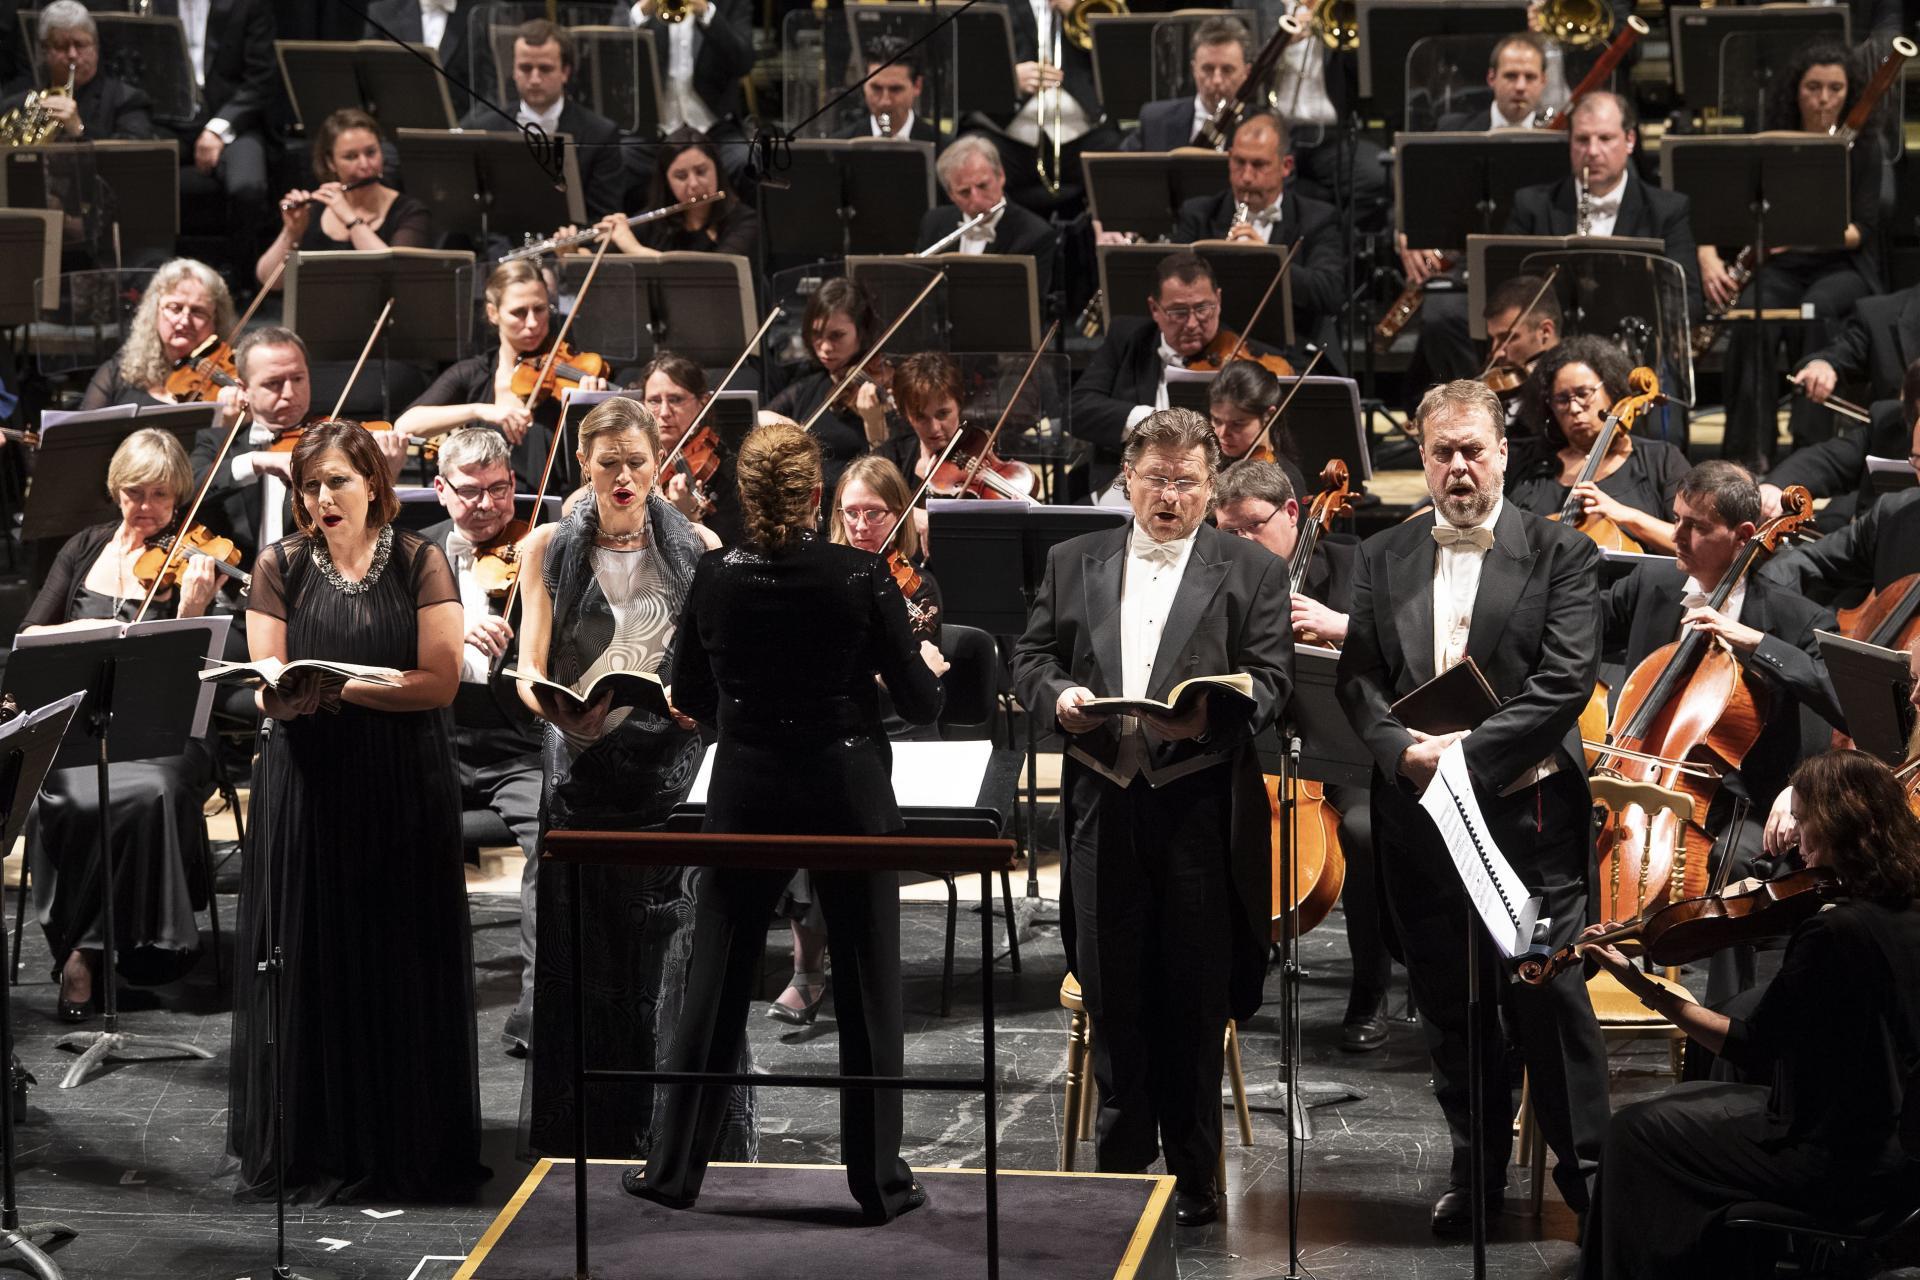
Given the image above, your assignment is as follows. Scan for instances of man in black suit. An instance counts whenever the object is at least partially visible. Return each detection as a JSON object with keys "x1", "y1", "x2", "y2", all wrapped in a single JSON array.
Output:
[
  {"x1": 992, "y1": 0, "x2": 1118, "y2": 214},
  {"x1": 1434, "y1": 33, "x2": 1549, "y2": 132},
  {"x1": 364, "y1": 0, "x2": 480, "y2": 116},
  {"x1": 621, "y1": 0, "x2": 754, "y2": 129},
  {"x1": 1119, "y1": 15, "x2": 1253, "y2": 152},
  {"x1": 1336, "y1": 380, "x2": 1610, "y2": 1230},
  {"x1": 915, "y1": 134, "x2": 1056, "y2": 286},
  {"x1": 831, "y1": 34, "x2": 938, "y2": 145},
  {"x1": 0, "y1": 3, "x2": 158, "y2": 141},
  {"x1": 1767, "y1": 353, "x2": 1920, "y2": 525},
  {"x1": 151, "y1": 0, "x2": 277, "y2": 271},
  {"x1": 1216, "y1": 460, "x2": 1394, "y2": 1050},
  {"x1": 1069, "y1": 250, "x2": 1282, "y2": 494},
  {"x1": 458, "y1": 19, "x2": 626, "y2": 222},
  {"x1": 1171, "y1": 111, "x2": 1345, "y2": 351},
  {"x1": 1013, "y1": 408, "x2": 1293, "y2": 1228},
  {"x1": 1763, "y1": 411, "x2": 1920, "y2": 612},
  {"x1": 1786, "y1": 284, "x2": 1920, "y2": 455}
]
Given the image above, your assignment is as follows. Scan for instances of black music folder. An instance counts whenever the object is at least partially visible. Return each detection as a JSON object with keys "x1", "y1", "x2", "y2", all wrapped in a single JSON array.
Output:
[{"x1": 1390, "y1": 657, "x2": 1501, "y2": 736}]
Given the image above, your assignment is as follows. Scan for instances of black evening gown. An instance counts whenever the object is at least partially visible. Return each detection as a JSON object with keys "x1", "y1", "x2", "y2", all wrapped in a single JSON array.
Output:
[{"x1": 227, "y1": 526, "x2": 482, "y2": 1205}]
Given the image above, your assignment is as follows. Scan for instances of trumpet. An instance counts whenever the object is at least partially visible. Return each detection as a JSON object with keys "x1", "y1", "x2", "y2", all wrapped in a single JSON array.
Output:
[
  {"x1": 1, "y1": 64, "x2": 74, "y2": 148},
  {"x1": 655, "y1": 0, "x2": 694, "y2": 22},
  {"x1": 1535, "y1": 0, "x2": 1612, "y2": 48}
]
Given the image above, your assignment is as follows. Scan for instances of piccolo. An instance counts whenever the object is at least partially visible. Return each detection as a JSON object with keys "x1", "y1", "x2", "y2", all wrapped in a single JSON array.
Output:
[
  {"x1": 919, "y1": 199, "x2": 1006, "y2": 257},
  {"x1": 279, "y1": 175, "x2": 379, "y2": 211},
  {"x1": 501, "y1": 192, "x2": 723, "y2": 263}
]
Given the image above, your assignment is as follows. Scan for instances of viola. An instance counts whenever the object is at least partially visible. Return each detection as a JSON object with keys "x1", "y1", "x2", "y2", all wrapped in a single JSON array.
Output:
[
  {"x1": 927, "y1": 425, "x2": 1036, "y2": 502},
  {"x1": 830, "y1": 355, "x2": 895, "y2": 416},
  {"x1": 508, "y1": 340, "x2": 610, "y2": 407},
  {"x1": 470, "y1": 518, "x2": 531, "y2": 599},
  {"x1": 1185, "y1": 329, "x2": 1295, "y2": 378},
  {"x1": 1515, "y1": 866, "x2": 1839, "y2": 985},
  {"x1": 164, "y1": 338, "x2": 239, "y2": 403},
  {"x1": 886, "y1": 548, "x2": 939, "y2": 639},
  {"x1": 134, "y1": 524, "x2": 248, "y2": 590},
  {"x1": 1549, "y1": 366, "x2": 1664, "y2": 555},
  {"x1": 664, "y1": 421, "x2": 723, "y2": 519},
  {"x1": 1586, "y1": 486, "x2": 1815, "y2": 920}
]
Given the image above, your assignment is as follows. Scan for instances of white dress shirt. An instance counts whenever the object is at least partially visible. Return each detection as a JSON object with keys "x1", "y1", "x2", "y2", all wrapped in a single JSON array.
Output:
[
  {"x1": 1680, "y1": 576, "x2": 1746, "y2": 630},
  {"x1": 419, "y1": 0, "x2": 455, "y2": 52},
  {"x1": 1274, "y1": 36, "x2": 1337, "y2": 127},
  {"x1": 1431, "y1": 502, "x2": 1501, "y2": 678},
  {"x1": 178, "y1": 0, "x2": 210, "y2": 85},
  {"x1": 632, "y1": 2, "x2": 718, "y2": 133},
  {"x1": 1241, "y1": 194, "x2": 1282, "y2": 244},
  {"x1": 1111, "y1": 520, "x2": 1199, "y2": 781},
  {"x1": 445, "y1": 528, "x2": 495, "y2": 684},
  {"x1": 1578, "y1": 171, "x2": 1629, "y2": 238},
  {"x1": 1492, "y1": 106, "x2": 1539, "y2": 130},
  {"x1": 517, "y1": 96, "x2": 565, "y2": 135}
]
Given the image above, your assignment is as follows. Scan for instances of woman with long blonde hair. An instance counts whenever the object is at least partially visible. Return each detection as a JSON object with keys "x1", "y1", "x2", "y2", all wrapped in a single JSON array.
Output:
[{"x1": 79, "y1": 258, "x2": 237, "y2": 414}]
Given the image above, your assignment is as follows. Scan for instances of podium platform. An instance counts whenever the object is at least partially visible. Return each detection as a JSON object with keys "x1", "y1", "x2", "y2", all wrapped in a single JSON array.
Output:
[{"x1": 456, "y1": 1159, "x2": 1176, "y2": 1280}]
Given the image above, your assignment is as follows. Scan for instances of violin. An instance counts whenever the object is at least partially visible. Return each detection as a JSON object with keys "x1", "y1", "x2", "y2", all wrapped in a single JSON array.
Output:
[
  {"x1": 831, "y1": 355, "x2": 894, "y2": 416},
  {"x1": 260, "y1": 416, "x2": 396, "y2": 455},
  {"x1": 927, "y1": 425, "x2": 1036, "y2": 502},
  {"x1": 1482, "y1": 362, "x2": 1530, "y2": 399},
  {"x1": 1514, "y1": 866, "x2": 1839, "y2": 986},
  {"x1": 664, "y1": 422, "x2": 722, "y2": 519},
  {"x1": 470, "y1": 518, "x2": 531, "y2": 599},
  {"x1": 1586, "y1": 486, "x2": 1815, "y2": 920},
  {"x1": 1549, "y1": 365, "x2": 1664, "y2": 555},
  {"x1": 164, "y1": 338, "x2": 239, "y2": 403},
  {"x1": 1185, "y1": 329, "x2": 1295, "y2": 379},
  {"x1": 886, "y1": 548, "x2": 939, "y2": 639},
  {"x1": 134, "y1": 524, "x2": 248, "y2": 590},
  {"x1": 509, "y1": 340, "x2": 610, "y2": 408}
]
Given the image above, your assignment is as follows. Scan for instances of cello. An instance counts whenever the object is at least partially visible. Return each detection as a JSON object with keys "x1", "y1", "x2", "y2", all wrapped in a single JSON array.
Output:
[
  {"x1": 1548, "y1": 365, "x2": 1665, "y2": 554},
  {"x1": 1586, "y1": 487, "x2": 1816, "y2": 921}
]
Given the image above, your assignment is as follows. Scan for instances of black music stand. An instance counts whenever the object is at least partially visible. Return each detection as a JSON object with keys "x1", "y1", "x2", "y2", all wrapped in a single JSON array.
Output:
[
  {"x1": 1081, "y1": 152, "x2": 1230, "y2": 241},
  {"x1": 395, "y1": 128, "x2": 586, "y2": 248},
  {"x1": 571, "y1": 25, "x2": 662, "y2": 137},
  {"x1": 760, "y1": 140, "x2": 936, "y2": 273},
  {"x1": 851, "y1": 254, "x2": 1040, "y2": 353},
  {"x1": 78, "y1": 15, "x2": 196, "y2": 123},
  {"x1": 845, "y1": 2, "x2": 1017, "y2": 133},
  {"x1": 1097, "y1": 242, "x2": 1295, "y2": 350},
  {"x1": 1, "y1": 620, "x2": 227, "y2": 1090},
  {"x1": 1393, "y1": 133, "x2": 1568, "y2": 250},
  {"x1": 554, "y1": 253, "x2": 757, "y2": 367},
  {"x1": 927, "y1": 502, "x2": 1130, "y2": 898},
  {"x1": 1815, "y1": 631, "x2": 1915, "y2": 767},
  {"x1": 3, "y1": 141, "x2": 180, "y2": 270},
  {"x1": 1355, "y1": 0, "x2": 1529, "y2": 128},
  {"x1": 0, "y1": 213, "x2": 58, "y2": 327},
  {"x1": 1169, "y1": 373, "x2": 1371, "y2": 485},
  {"x1": 1667, "y1": 5, "x2": 1848, "y2": 107},
  {"x1": 276, "y1": 40, "x2": 457, "y2": 132},
  {"x1": 284, "y1": 248, "x2": 474, "y2": 416},
  {"x1": 24, "y1": 405, "x2": 215, "y2": 543},
  {"x1": 0, "y1": 694, "x2": 85, "y2": 1280},
  {"x1": 1087, "y1": 12, "x2": 1187, "y2": 128}
]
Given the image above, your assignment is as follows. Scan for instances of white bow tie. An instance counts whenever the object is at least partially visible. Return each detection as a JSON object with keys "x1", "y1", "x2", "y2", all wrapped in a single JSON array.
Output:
[
  {"x1": 446, "y1": 530, "x2": 476, "y2": 563},
  {"x1": 1130, "y1": 527, "x2": 1184, "y2": 566},
  {"x1": 1432, "y1": 524, "x2": 1494, "y2": 552},
  {"x1": 420, "y1": 0, "x2": 456, "y2": 15},
  {"x1": 1583, "y1": 189, "x2": 1622, "y2": 217}
]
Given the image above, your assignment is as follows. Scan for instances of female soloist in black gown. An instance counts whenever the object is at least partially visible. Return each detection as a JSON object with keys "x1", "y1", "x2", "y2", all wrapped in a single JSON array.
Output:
[{"x1": 228, "y1": 525, "x2": 481, "y2": 1204}]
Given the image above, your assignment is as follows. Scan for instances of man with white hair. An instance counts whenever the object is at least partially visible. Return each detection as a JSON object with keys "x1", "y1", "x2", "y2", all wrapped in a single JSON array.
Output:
[
  {"x1": 0, "y1": 2, "x2": 158, "y2": 140},
  {"x1": 915, "y1": 133, "x2": 1056, "y2": 287}
]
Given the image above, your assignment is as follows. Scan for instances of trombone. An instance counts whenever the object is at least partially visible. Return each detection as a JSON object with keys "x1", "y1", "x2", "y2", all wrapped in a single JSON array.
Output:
[{"x1": 1037, "y1": 7, "x2": 1064, "y2": 195}]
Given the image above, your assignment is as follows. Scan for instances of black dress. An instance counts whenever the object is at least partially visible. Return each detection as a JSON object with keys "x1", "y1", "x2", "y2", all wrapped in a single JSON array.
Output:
[
  {"x1": 1505, "y1": 435, "x2": 1689, "y2": 526},
  {"x1": 296, "y1": 190, "x2": 431, "y2": 251},
  {"x1": 78, "y1": 352, "x2": 167, "y2": 412},
  {"x1": 21, "y1": 524, "x2": 212, "y2": 982},
  {"x1": 635, "y1": 198, "x2": 759, "y2": 258},
  {"x1": 765, "y1": 370, "x2": 874, "y2": 502},
  {"x1": 645, "y1": 533, "x2": 943, "y2": 1220},
  {"x1": 228, "y1": 526, "x2": 481, "y2": 1205}
]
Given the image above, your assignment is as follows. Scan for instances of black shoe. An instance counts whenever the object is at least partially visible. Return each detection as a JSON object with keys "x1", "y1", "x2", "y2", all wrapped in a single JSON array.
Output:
[
  {"x1": 621, "y1": 1167, "x2": 695, "y2": 1210},
  {"x1": 501, "y1": 1008, "x2": 530, "y2": 1057},
  {"x1": 866, "y1": 1180, "x2": 928, "y2": 1223},
  {"x1": 1431, "y1": 1186, "x2": 1505, "y2": 1237},
  {"x1": 1340, "y1": 1011, "x2": 1389, "y2": 1052},
  {"x1": 56, "y1": 996, "x2": 92, "y2": 1024},
  {"x1": 1174, "y1": 1187, "x2": 1219, "y2": 1228}
]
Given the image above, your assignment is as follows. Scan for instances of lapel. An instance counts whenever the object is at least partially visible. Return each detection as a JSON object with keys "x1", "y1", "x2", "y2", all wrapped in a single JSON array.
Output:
[
  {"x1": 1637, "y1": 565, "x2": 1688, "y2": 664},
  {"x1": 1127, "y1": 322, "x2": 1165, "y2": 401},
  {"x1": 1273, "y1": 194, "x2": 1297, "y2": 248},
  {"x1": 1614, "y1": 176, "x2": 1651, "y2": 239},
  {"x1": 1550, "y1": 178, "x2": 1578, "y2": 236},
  {"x1": 991, "y1": 210, "x2": 1015, "y2": 255},
  {"x1": 1081, "y1": 524, "x2": 1129, "y2": 696},
  {"x1": 1147, "y1": 524, "x2": 1232, "y2": 699},
  {"x1": 1464, "y1": 503, "x2": 1537, "y2": 674},
  {"x1": 1899, "y1": 294, "x2": 1920, "y2": 368},
  {"x1": 1386, "y1": 518, "x2": 1439, "y2": 682}
]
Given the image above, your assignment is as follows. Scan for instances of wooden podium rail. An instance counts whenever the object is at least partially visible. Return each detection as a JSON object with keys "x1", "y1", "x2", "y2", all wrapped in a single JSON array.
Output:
[{"x1": 540, "y1": 829, "x2": 1020, "y2": 1279}]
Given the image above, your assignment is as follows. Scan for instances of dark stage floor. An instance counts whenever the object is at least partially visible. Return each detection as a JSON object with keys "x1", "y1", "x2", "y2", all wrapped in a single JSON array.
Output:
[{"x1": 0, "y1": 885, "x2": 1700, "y2": 1279}]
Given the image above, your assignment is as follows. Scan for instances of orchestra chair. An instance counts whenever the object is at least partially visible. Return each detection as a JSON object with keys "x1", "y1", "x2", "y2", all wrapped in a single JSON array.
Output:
[
  {"x1": 930, "y1": 623, "x2": 1021, "y2": 1016},
  {"x1": 1057, "y1": 972, "x2": 1252, "y2": 1194},
  {"x1": 1516, "y1": 776, "x2": 1701, "y2": 1215}
]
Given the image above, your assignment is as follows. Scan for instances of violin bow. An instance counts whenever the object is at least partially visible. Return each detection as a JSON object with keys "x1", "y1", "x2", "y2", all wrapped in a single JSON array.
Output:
[
  {"x1": 329, "y1": 297, "x2": 396, "y2": 422},
  {"x1": 519, "y1": 231, "x2": 618, "y2": 414},
  {"x1": 1475, "y1": 266, "x2": 1560, "y2": 379},
  {"x1": 1214, "y1": 238, "x2": 1302, "y2": 370},
  {"x1": 656, "y1": 305, "x2": 785, "y2": 478},
  {"x1": 898, "y1": 319, "x2": 1061, "y2": 524},
  {"x1": 799, "y1": 270, "x2": 948, "y2": 435},
  {"x1": 1248, "y1": 346, "x2": 1326, "y2": 462}
]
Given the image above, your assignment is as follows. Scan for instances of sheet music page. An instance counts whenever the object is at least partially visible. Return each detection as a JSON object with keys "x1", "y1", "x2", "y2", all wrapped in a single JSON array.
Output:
[
  {"x1": 1418, "y1": 741, "x2": 1542, "y2": 959},
  {"x1": 687, "y1": 739, "x2": 994, "y2": 808}
]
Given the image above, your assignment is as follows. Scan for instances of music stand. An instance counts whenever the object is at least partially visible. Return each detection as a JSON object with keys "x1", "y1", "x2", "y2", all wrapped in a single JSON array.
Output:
[
  {"x1": 3, "y1": 140, "x2": 180, "y2": 270},
  {"x1": 76, "y1": 15, "x2": 196, "y2": 123},
  {"x1": 24, "y1": 404, "x2": 215, "y2": 542},
  {"x1": 395, "y1": 128, "x2": 585, "y2": 246},
  {"x1": 760, "y1": 139, "x2": 936, "y2": 273},
  {"x1": 1667, "y1": 5, "x2": 1848, "y2": 107},
  {"x1": 1393, "y1": 133, "x2": 1568, "y2": 249},
  {"x1": 571, "y1": 25, "x2": 661, "y2": 137},
  {"x1": 1169, "y1": 373, "x2": 1371, "y2": 483},
  {"x1": 850, "y1": 254, "x2": 1040, "y2": 353},
  {"x1": 1087, "y1": 9, "x2": 1217, "y2": 127},
  {"x1": 553, "y1": 253, "x2": 756, "y2": 367},
  {"x1": 0, "y1": 213, "x2": 59, "y2": 326},
  {"x1": 845, "y1": 2, "x2": 1017, "y2": 130},
  {"x1": 285, "y1": 248, "x2": 474, "y2": 416},
  {"x1": 1097, "y1": 242, "x2": 1295, "y2": 350},
  {"x1": 0, "y1": 694, "x2": 85, "y2": 1280},
  {"x1": 1356, "y1": 0, "x2": 1529, "y2": 127},
  {"x1": 275, "y1": 40, "x2": 457, "y2": 132},
  {"x1": 1815, "y1": 631, "x2": 1913, "y2": 766},
  {"x1": 2, "y1": 619, "x2": 228, "y2": 1090},
  {"x1": 1081, "y1": 152, "x2": 1230, "y2": 241}
]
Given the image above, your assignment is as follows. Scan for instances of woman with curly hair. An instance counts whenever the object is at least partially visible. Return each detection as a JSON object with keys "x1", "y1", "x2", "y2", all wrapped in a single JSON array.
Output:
[
  {"x1": 1506, "y1": 334, "x2": 1688, "y2": 554},
  {"x1": 1578, "y1": 744, "x2": 1920, "y2": 1278},
  {"x1": 80, "y1": 258, "x2": 237, "y2": 413}
]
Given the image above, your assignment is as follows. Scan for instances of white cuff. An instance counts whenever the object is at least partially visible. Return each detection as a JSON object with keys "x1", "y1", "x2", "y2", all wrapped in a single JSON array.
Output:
[
  {"x1": 460, "y1": 644, "x2": 490, "y2": 684},
  {"x1": 696, "y1": 3, "x2": 715, "y2": 25},
  {"x1": 1123, "y1": 404, "x2": 1155, "y2": 431},
  {"x1": 206, "y1": 117, "x2": 236, "y2": 145},
  {"x1": 232, "y1": 454, "x2": 261, "y2": 484}
]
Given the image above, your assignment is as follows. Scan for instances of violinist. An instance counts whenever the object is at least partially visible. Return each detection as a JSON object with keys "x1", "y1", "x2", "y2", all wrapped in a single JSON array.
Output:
[
  {"x1": 1335, "y1": 381, "x2": 1610, "y2": 1231},
  {"x1": 1507, "y1": 336, "x2": 1686, "y2": 553},
  {"x1": 1477, "y1": 274, "x2": 1561, "y2": 426},
  {"x1": 641, "y1": 352, "x2": 740, "y2": 545},
  {"x1": 254, "y1": 108, "x2": 431, "y2": 287},
  {"x1": 1207, "y1": 361, "x2": 1307, "y2": 495},
  {"x1": 20, "y1": 428, "x2": 221, "y2": 1022},
  {"x1": 395, "y1": 259, "x2": 610, "y2": 491},
  {"x1": 79, "y1": 259, "x2": 239, "y2": 415},
  {"x1": 1601, "y1": 460, "x2": 1845, "y2": 999},
  {"x1": 1215, "y1": 460, "x2": 1393, "y2": 1050},
  {"x1": 878, "y1": 351, "x2": 963, "y2": 487},
  {"x1": 1577, "y1": 748, "x2": 1920, "y2": 1280},
  {"x1": 423, "y1": 428, "x2": 544, "y2": 1057},
  {"x1": 765, "y1": 277, "x2": 895, "y2": 500},
  {"x1": 567, "y1": 132, "x2": 758, "y2": 259},
  {"x1": 1070, "y1": 252, "x2": 1281, "y2": 493}
]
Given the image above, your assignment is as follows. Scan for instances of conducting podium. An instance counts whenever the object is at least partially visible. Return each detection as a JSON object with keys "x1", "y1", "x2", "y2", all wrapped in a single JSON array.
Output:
[
  {"x1": 276, "y1": 40, "x2": 457, "y2": 131},
  {"x1": 1096, "y1": 241, "x2": 1295, "y2": 351},
  {"x1": 850, "y1": 253, "x2": 1042, "y2": 353},
  {"x1": 396, "y1": 128, "x2": 585, "y2": 246},
  {"x1": 1082, "y1": 151, "x2": 1230, "y2": 243},
  {"x1": 759, "y1": 139, "x2": 935, "y2": 273},
  {"x1": 1393, "y1": 132, "x2": 1566, "y2": 250},
  {"x1": 552, "y1": 252, "x2": 757, "y2": 368}
]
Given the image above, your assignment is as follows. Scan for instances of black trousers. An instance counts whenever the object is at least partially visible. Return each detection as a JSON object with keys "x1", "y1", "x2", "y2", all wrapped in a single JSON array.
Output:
[
  {"x1": 1373, "y1": 768, "x2": 1611, "y2": 1208},
  {"x1": 1719, "y1": 255, "x2": 1872, "y2": 462},
  {"x1": 1328, "y1": 786, "x2": 1392, "y2": 1019},
  {"x1": 1066, "y1": 766, "x2": 1235, "y2": 1193},
  {"x1": 643, "y1": 865, "x2": 916, "y2": 1221}
]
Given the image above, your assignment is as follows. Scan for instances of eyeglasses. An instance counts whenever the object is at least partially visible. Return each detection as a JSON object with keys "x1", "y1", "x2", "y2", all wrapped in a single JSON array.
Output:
[
  {"x1": 1550, "y1": 384, "x2": 1605, "y2": 410},
  {"x1": 159, "y1": 299, "x2": 212, "y2": 325},
  {"x1": 1130, "y1": 472, "x2": 1207, "y2": 496},
  {"x1": 1217, "y1": 508, "x2": 1280, "y2": 538},
  {"x1": 840, "y1": 506, "x2": 897, "y2": 527},
  {"x1": 1155, "y1": 302, "x2": 1219, "y2": 326},
  {"x1": 644, "y1": 392, "x2": 695, "y2": 412},
  {"x1": 450, "y1": 481, "x2": 514, "y2": 504}
]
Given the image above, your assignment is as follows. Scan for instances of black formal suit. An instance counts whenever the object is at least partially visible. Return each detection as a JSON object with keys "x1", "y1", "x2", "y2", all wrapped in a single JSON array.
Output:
[
  {"x1": 1012, "y1": 519, "x2": 1292, "y2": 1193},
  {"x1": 1766, "y1": 397, "x2": 1906, "y2": 525},
  {"x1": 1335, "y1": 502, "x2": 1610, "y2": 1206},
  {"x1": 458, "y1": 99, "x2": 626, "y2": 221},
  {"x1": 150, "y1": 0, "x2": 276, "y2": 248},
  {"x1": 1762, "y1": 485, "x2": 1920, "y2": 611},
  {"x1": 1435, "y1": 104, "x2": 1527, "y2": 132},
  {"x1": 1120, "y1": 96, "x2": 1204, "y2": 151},
  {"x1": 1795, "y1": 284, "x2": 1920, "y2": 405},
  {"x1": 189, "y1": 427, "x2": 289, "y2": 563},
  {"x1": 1773, "y1": 286, "x2": 1920, "y2": 495},
  {"x1": 1172, "y1": 188, "x2": 1345, "y2": 342},
  {"x1": 649, "y1": 534, "x2": 942, "y2": 1222},
  {"x1": 914, "y1": 200, "x2": 1056, "y2": 293},
  {"x1": 364, "y1": 0, "x2": 482, "y2": 116},
  {"x1": 832, "y1": 113, "x2": 938, "y2": 146},
  {"x1": 1505, "y1": 176, "x2": 1704, "y2": 323},
  {"x1": 619, "y1": 0, "x2": 755, "y2": 123}
]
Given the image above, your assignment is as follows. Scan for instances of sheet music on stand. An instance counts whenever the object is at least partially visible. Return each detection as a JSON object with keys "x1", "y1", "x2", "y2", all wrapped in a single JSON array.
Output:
[{"x1": 1419, "y1": 741, "x2": 1543, "y2": 959}]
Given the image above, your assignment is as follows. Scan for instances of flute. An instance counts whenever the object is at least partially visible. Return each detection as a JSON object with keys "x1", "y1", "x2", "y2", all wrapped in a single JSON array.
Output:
[
  {"x1": 501, "y1": 192, "x2": 723, "y2": 263},
  {"x1": 919, "y1": 200, "x2": 1005, "y2": 256},
  {"x1": 279, "y1": 175, "x2": 379, "y2": 212}
]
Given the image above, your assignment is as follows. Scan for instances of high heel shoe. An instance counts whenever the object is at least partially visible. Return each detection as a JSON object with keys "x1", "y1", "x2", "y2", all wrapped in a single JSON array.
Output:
[
  {"x1": 765, "y1": 971, "x2": 827, "y2": 1026},
  {"x1": 55, "y1": 953, "x2": 96, "y2": 1024}
]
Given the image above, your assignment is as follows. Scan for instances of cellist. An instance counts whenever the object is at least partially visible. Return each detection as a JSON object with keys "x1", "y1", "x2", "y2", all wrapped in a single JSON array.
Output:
[{"x1": 1600, "y1": 460, "x2": 1846, "y2": 1002}]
